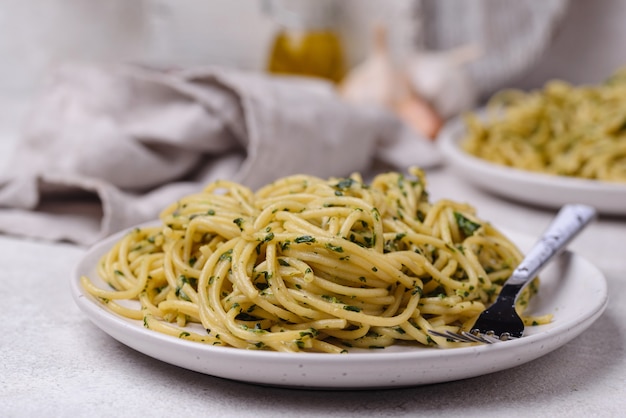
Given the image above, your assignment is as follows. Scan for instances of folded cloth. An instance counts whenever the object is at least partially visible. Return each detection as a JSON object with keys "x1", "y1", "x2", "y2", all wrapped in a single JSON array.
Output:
[{"x1": 0, "y1": 63, "x2": 441, "y2": 246}]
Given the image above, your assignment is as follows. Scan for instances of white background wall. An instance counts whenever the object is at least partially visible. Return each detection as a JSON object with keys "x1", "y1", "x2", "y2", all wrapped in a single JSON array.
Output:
[
  {"x1": 0, "y1": 0, "x2": 414, "y2": 98},
  {"x1": 0, "y1": 0, "x2": 416, "y2": 142},
  {"x1": 0, "y1": 1, "x2": 270, "y2": 104}
]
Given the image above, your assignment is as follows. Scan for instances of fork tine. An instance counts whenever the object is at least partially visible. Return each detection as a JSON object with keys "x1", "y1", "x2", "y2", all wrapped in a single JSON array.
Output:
[
  {"x1": 428, "y1": 330, "x2": 459, "y2": 341},
  {"x1": 428, "y1": 329, "x2": 516, "y2": 344},
  {"x1": 427, "y1": 330, "x2": 453, "y2": 340},
  {"x1": 429, "y1": 330, "x2": 477, "y2": 343},
  {"x1": 460, "y1": 331, "x2": 495, "y2": 344}
]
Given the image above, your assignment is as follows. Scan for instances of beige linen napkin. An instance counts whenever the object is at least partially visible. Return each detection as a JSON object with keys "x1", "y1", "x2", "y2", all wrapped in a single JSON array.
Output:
[{"x1": 0, "y1": 63, "x2": 441, "y2": 245}]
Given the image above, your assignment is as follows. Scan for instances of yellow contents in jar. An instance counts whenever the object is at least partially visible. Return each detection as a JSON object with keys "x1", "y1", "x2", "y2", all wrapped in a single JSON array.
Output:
[{"x1": 267, "y1": 29, "x2": 345, "y2": 83}]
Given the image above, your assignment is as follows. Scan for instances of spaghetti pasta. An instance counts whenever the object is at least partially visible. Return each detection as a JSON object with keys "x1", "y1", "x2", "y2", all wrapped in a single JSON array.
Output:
[
  {"x1": 81, "y1": 167, "x2": 545, "y2": 352},
  {"x1": 461, "y1": 70, "x2": 626, "y2": 182}
]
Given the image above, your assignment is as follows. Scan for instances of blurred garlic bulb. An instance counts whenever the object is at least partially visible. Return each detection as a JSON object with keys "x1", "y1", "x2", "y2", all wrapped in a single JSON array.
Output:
[
  {"x1": 406, "y1": 44, "x2": 481, "y2": 119},
  {"x1": 339, "y1": 25, "x2": 398, "y2": 106},
  {"x1": 339, "y1": 25, "x2": 442, "y2": 139}
]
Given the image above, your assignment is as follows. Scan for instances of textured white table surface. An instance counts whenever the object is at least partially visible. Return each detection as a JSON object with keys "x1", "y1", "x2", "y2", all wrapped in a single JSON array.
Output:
[{"x1": 1, "y1": 144, "x2": 625, "y2": 418}]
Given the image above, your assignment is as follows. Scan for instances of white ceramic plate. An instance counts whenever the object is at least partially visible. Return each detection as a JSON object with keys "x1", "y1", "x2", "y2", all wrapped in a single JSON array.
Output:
[
  {"x1": 71, "y1": 226, "x2": 608, "y2": 389},
  {"x1": 438, "y1": 115, "x2": 626, "y2": 215}
]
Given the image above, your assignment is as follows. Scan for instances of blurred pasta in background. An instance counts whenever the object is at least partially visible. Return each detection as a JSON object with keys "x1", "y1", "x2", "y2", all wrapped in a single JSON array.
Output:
[{"x1": 462, "y1": 70, "x2": 626, "y2": 182}]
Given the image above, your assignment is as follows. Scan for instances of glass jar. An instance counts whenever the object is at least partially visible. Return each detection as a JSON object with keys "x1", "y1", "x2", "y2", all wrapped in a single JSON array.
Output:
[{"x1": 263, "y1": 0, "x2": 345, "y2": 83}]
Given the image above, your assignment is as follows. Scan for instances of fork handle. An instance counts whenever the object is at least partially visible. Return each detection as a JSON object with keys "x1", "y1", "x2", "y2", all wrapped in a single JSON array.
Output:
[{"x1": 498, "y1": 204, "x2": 597, "y2": 299}]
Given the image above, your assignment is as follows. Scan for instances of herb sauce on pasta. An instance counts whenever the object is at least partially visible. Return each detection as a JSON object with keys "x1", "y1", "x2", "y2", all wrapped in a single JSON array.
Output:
[{"x1": 81, "y1": 168, "x2": 546, "y2": 352}]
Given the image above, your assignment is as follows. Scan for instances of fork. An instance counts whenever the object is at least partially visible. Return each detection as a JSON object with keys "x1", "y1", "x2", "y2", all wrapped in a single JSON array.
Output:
[{"x1": 429, "y1": 203, "x2": 597, "y2": 344}]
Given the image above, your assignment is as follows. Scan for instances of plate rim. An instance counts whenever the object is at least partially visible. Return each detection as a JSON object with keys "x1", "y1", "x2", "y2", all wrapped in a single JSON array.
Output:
[{"x1": 71, "y1": 224, "x2": 609, "y2": 389}]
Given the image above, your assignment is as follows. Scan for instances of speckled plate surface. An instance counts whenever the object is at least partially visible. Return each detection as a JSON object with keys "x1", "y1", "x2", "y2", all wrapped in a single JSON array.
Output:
[
  {"x1": 438, "y1": 115, "x2": 626, "y2": 215},
  {"x1": 71, "y1": 227, "x2": 608, "y2": 389}
]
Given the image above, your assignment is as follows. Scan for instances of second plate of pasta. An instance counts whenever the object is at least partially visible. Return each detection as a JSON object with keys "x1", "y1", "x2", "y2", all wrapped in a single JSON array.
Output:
[{"x1": 438, "y1": 113, "x2": 626, "y2": 215}]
